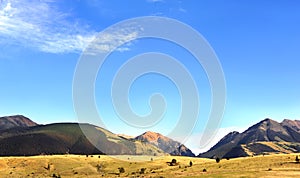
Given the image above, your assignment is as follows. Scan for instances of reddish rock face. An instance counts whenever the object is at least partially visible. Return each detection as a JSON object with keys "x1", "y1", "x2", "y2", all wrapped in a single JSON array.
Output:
[{"x1": 135, "y1": 131, "x2": 195, "y2": 157}]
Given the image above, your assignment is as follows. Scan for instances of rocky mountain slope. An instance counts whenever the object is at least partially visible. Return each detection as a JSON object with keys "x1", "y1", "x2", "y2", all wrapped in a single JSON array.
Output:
[
  {"x1": 199, "y1": 118, "x2": 300, "y2": 158},
  {"x1": 134, "y1": 131, "x2": 195, "y2": 157}
]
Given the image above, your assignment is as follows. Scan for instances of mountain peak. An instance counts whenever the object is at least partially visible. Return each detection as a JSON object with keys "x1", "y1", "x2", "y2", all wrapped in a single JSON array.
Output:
[
  {"x1": 281, "y1": 119, "x2": 300, "y2": 125},
  {"x1": 140, "y1": 131, "x2": 164, "y2": 141},
  {"x1": 135, "y1": 131, "x2": 195, "y2": 157},
  {"x1": 199, "y1": 117, "x2": 300, "y2": 158},
  {"x1": 281, "y1": 119, "x2": 300, "y2": 132},
  {"x1": 251, "y1": 118, "x2": 280, "y2": 131},
  {"x1": 260, "y1": 118, "x2": 276, "y2": 123},
  {"x1": 0, "y1": 115, "x2": 38, "y2": 130},
  {"x1": 143, "y1": 131, "x2": 162, "y2": 135}
]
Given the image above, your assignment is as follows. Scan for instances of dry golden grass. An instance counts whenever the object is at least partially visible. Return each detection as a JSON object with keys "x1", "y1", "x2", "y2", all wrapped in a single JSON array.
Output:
[{"x1": 1, "y1": 153, "x2": 300, "y2": 177}]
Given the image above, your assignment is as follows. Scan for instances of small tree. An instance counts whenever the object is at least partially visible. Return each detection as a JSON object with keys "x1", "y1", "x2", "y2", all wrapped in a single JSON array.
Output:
[
  {"x1": 216, "y1": 157, "x2": 220, "y2": 163},
  {"x1": 296, "y1": 156, "x2": 300, "y2": 163},
  {"x1": 189, "y1": 161, "x2": 193, "y2": 167}
]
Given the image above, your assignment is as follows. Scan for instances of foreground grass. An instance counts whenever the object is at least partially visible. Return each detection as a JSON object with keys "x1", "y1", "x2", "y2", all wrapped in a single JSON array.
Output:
[{"x1": 0, "y1": 154, "x2": 300, "y2": 177}]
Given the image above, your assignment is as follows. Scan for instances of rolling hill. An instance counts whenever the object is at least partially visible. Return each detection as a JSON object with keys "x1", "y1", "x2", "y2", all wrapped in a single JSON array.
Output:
[
  {"x1": 0, "y1": 115, "x2": 194, "y2": 156},
  {"x1": 199, "y1": 118, "x2": 300, "y2": 158},
  {"x1": 0, "y1": 122, "x2": 166, "y2": 156}
]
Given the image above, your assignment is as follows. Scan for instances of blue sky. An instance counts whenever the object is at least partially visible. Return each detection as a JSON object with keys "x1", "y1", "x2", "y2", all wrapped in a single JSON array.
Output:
[{"x1": 0, "y1": 0, "x2": 300, "y2": 154}]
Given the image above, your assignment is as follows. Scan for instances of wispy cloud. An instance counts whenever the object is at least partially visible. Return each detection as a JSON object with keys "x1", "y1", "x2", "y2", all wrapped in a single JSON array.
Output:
[
  {"x1": 0, "y1": 0, "x2": 138, "y2": 54},
  {"x1": 85, "y1": 27, "x2": 139, "y2": 55}
]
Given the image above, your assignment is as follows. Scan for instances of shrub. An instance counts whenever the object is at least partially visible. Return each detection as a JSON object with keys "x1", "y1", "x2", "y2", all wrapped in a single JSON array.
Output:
[
  {"x1": 45, "y1": 163, "x2": 50, "y2": 170},
  {"x1": 189, "y1": 161, "x2": 193, "y2": 167},
  {"x1": 118, "y1": 167, "x2": 125, "y2": 173},
  {"x1": 140, "y1": 168, "x2": 146, "y2": 174},
  {"x1": 203, "y1": 168, "x2": 207, "y2": 172},
  {"x1": 216, "y1": 157, "x2": 220, "y2": 163},
  {"x1": 168, "y1": 158, "x2": 178, "y2": 166},
  {"x1": 96, "y1": 164, "x2": 102, "y2": 172},
  {"x1": 52, "y1": 173, "x2": 61, "y2": 178},
  {"x1": 296, "y1": 155, "x2": 300, "y2": 163}
]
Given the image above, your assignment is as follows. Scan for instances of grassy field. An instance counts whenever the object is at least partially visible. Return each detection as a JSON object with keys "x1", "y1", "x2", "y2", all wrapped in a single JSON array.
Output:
[{"x1": 1, "y1": 154, "x2": 300, "y2": 177}]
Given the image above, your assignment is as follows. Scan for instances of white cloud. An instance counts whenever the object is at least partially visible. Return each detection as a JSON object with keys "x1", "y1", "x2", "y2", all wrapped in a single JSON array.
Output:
[{"x1": 0, "y1": 0, "x2": 138, "y2": 54}]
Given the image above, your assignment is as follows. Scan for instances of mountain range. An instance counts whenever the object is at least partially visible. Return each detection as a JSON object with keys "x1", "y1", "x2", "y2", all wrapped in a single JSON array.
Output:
[
  {"x1": 0, "y1": 115, "x2": 194, "y2": 156},
  {"x1": 1, "y1": 115, "x2": 300, "y2": 158},
  {"x1": 199, "y1": 118, "x2": 300, "y2": 158}
]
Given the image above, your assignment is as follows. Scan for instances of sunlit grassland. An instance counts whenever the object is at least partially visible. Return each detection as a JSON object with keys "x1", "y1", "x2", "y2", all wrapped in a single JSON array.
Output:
[{"x1": 0, "y1": 153, "x2": 300, "y2": 177}]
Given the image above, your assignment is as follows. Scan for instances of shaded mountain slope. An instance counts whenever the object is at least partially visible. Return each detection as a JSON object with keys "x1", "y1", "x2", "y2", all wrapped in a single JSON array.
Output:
[
  {"x1": 238, "y1": 119, "x2": 294, "y2": 143},
  {"x1": 281, "y1": 119, "x2": 300, "y2": 132},
  {"x1": 0, "y1": 123, "x2": 164, "y2": 156}
]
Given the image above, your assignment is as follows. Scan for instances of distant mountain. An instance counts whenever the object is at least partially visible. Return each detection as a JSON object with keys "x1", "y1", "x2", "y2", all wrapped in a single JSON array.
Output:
[
  {"x1": 199, "y1": 118, "x2": 300, "y2": 158},
  {"x1": 0, "y1": 122, "x2": 166, "y2": 156},
  {"x1": 0, "y1": 115, "x2": 198, "y2": 156},
  {"x1": 134, "y1": 131, "x2": 195, "y2": 157},
  {"x1": 0, "y1": 115, "x2": 38, "y2": 130}
]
